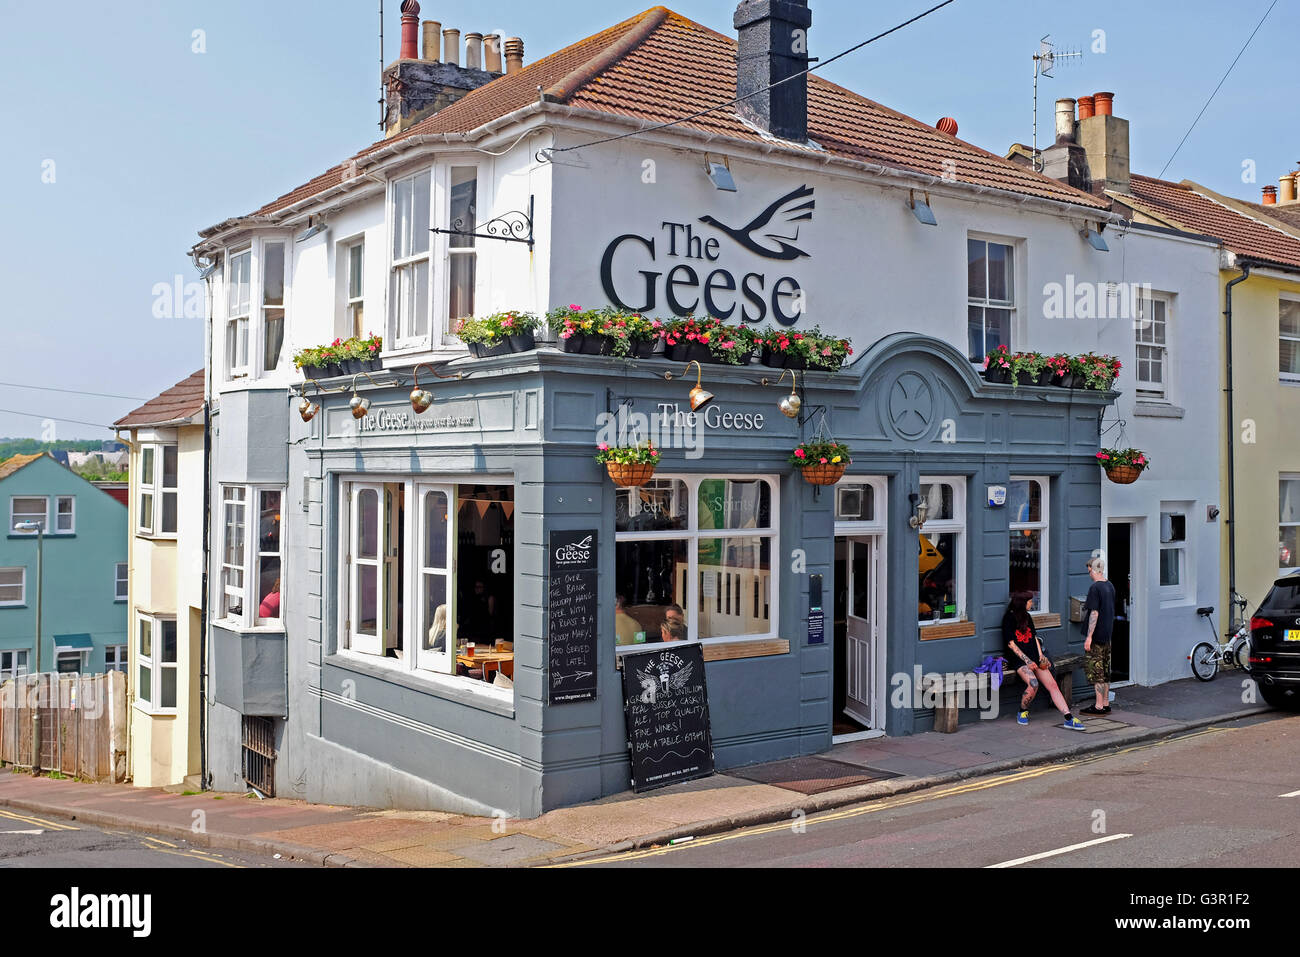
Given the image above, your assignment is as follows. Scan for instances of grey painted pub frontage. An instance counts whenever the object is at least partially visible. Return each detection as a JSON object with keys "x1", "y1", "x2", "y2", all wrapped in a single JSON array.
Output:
[{"x1": 206, "y1": 333, "x2": 1113, "y2": 817}]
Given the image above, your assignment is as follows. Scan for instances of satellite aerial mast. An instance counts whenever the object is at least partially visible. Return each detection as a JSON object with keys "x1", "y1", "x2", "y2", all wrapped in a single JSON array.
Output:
[{"x1": 1032, "y1": 35, "x2": 1082, "y2": 172}]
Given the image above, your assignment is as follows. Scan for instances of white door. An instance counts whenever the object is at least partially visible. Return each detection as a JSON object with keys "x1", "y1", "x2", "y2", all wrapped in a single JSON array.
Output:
[
  {"x1": 844, "y1": 537, "x2": 878, "y2": 727},
  {"x1": 416, "y1": 484, "x2": 456, "y2": 673}
]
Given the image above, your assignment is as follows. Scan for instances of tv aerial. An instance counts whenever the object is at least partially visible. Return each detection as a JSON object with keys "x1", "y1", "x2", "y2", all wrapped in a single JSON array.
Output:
[{"x1": 1032, "y1": 35, "x2": 1082, "y2": 172}]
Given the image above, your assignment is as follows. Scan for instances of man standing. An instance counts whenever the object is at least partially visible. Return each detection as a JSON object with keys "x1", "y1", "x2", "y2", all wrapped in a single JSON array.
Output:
[{"x1": 1082, "y1": 555, "x2": 1117, "y2": 715}]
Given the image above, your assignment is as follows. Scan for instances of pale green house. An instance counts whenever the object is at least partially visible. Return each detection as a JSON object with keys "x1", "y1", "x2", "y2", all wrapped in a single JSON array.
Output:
[{"x1": 0, "y1": 452, "x2": 128, "y2": 677}]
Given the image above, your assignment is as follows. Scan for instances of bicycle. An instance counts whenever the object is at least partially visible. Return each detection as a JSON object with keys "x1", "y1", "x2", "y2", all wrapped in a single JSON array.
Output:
[{"x1": 1189, "y1": 593, "x2": 1252, "y2": 681}]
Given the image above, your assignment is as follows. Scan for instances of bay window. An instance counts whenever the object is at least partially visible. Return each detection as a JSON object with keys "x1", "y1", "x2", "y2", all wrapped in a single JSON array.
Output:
[
  {"x1": 1008, "y1": 476, "x2": 1049, "y2": 611},
  {"x1": 137, "y1": 444, "x2": 177, "y2": 537},
  {"x1": 613, "y1": 476, "x2": 777, "y2": 650},
  {"x1": 226, "y1": 248, "x2": 251, "y2": 377},
  {"x1": 219, "y1": 485, "x2": 283, "y2": 628},
  {"x1": 390, "y1": 169, "x2": 431, "y2": 344},
  {"x1": 136, "y1": 614, "x2": 177, "y2": 712},
  {"x1": 967, "y1": 238, "x2": 1015, "y2": 361},
  {"x1": 917, "y1": 477, "x2": 965, "y2": 623}
]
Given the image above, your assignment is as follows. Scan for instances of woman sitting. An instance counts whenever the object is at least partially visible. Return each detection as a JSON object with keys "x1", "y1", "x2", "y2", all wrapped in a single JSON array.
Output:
[{"x1": 1003, "y1": 592, "x2": 1084, "y2": 730}]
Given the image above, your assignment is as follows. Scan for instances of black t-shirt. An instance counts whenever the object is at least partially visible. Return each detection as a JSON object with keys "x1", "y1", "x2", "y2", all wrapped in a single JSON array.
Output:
[
  {"x1": 1002, "y1": 613, "x2": 1041, "y2": 666},
  {"x1": 1083, "y1": 579, "x2": 1117, "y2": 645}
]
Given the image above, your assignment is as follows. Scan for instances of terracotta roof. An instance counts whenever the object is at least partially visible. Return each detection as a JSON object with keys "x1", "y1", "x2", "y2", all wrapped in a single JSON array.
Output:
[
  {"x1": 229, "y1": 6, "x2": 1107, "y2": 225},
  {"x1": 0, "y1": 452, "x2": 46, "y2": 481},
  {"x1": 113, "y1": 370, "x2": 206, "y2": 428},
  {"x1": 1253, "y1": 202, "x2": 1300, "y2": 233},
  {"x1": 1117, "y1": 175, "x2": 1300, "y2": 272}
]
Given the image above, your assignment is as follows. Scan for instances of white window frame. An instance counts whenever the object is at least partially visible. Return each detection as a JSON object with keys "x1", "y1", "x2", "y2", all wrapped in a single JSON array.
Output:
[
  {"x1": 10, "y1": 496, "x2": 47, "y2": 535},
  {"x1": 259, "y1": 238, "x2": 289, "y2": 375},
  {"x1": 966, "y1": 235, "x2": 1017, "y2": 362},
  {"x1": 389, "y1": 169, "x2": 433, "y2": 349},
  {"x1": 1135, "y1": 294, "x2": 1171, "y2": 400},
  {"x1": 56, "y1": 648, "x2": 90, "y2": 674},
  {"x1": 613, "y1": 474, "x2": 780, "y2": 654},
  {"x1": 1158, "y1": 505, "x2": 1191, "y2": 602},
  {"x1": 55, "y1": 494, "x2": 75, "y2": 534},
  {"x1": 344, "y1": 238, "x2": 365, "y2": 339},
  {"x1": 336, "y1": 474, "x2": 516, "y2": 704},
  {"x1": 0, "y1": 566, "x2": 26, "y2": 607},
  {"x1": 104, "y1": 644, "x2": 127, "y2": 674},
  {"x1": 917, "y1": 476, "x2": 966, "y2": 625},
  {"x1": 136, "y1": 443, "x2": 178, "y2": 538},
  {"x1": 226, "y1": 247, "x2": 252, "y2": 379},
  {"x1": 1280, "y1": 474, "x2": 1300, "y2": 578},
  {"x1": 114, "y1": 562, "x2": 128, "y2": 601},
  {"x1": 218, "y1": 484, "x2": 285, "y2": 630},
  {"x1": 0, "y1": 649, "x2": 29, "y2": 680},
  {"x1": 1008, "y1": 475, "x2": 1050, "y2": 613},
  {"x1": 1281, "y1": 295, "x2": 1300, "y2": 384},
  {"x1": 135, "y1": 613, "x2": 178, "y2": 714},
  {"x1": 443, "y1": 164, "x2": 479, "y2": 338}
]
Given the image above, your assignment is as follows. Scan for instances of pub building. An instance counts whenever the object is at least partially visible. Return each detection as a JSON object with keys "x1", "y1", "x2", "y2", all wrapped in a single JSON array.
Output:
[{"x1": 193, "y1": 2, "x2": 1184, "y2": 816}]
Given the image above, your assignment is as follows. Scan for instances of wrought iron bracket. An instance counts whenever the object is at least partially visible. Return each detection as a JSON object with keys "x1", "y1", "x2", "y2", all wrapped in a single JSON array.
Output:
[{"x1": 431, "y1": 194, "x2": 535, "y2": 250}]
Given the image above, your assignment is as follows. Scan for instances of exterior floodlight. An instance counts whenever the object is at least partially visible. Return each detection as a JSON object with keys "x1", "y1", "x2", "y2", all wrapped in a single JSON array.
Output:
[
  {"x1": 908, "y1": 190, "x2": 937, "y2": 226},
  {"x1": 1082, "y1": 227, "x2": 1109, "y2": 251},
  {"x1": 706, "y1": 161, "x2": 737, "y2": 192}
]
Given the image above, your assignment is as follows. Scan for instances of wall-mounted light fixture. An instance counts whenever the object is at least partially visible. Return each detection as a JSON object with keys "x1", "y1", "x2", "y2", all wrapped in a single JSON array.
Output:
[
  {"x1": 908, "y1": 491, "x2": 930, "y2": 530},
  {"x1": 776, "y1": 369, "x2": 802, "y2": 418},
  {"x1": 296, "y1": 381, "x2": 321, "y2": 423},
  {"x1": 1081, "y1": 223, "x2": 1109, "y2": 251},
  {"x1": 409, "y1": 362, "x2": 463, "y2": 414},
  {"x1": 348, "y1": 371, "x2": 381, "y2": 419},
  {"x1": 705, "y1": 155, "x2": 737, "y2": 192},
  {"x1": 908, "y1": 189, "x2": 938, "y2": 226},
  {"x1": 685, "y1": 360, "x2": 714, "y2": 411}
]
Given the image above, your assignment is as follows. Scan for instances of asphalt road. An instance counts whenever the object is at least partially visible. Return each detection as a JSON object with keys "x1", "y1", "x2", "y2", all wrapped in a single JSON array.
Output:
[
  {"x1": 567, "y1": 712, "x2": 1300, "y2": 868},
  {"x1": 0, "y1": 807, "x2": 312, "y2": 868}
]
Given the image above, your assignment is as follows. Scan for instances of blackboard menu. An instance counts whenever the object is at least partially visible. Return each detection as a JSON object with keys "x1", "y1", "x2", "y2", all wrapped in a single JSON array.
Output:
[
  {"x1": 620, "y1": 643, "x2": 715, "y2": 792},
  {"x1": 548, "y1": 529, "x2": 598, "y2": 704}
]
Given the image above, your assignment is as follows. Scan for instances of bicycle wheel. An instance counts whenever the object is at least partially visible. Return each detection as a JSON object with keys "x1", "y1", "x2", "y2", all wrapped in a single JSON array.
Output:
[
  {"x1": 1189, "y1": 641, "x2": 1218, "y2": 681},
  {"x1": 1232, "y1": 636, "x2": 1252, "y2": 671}
]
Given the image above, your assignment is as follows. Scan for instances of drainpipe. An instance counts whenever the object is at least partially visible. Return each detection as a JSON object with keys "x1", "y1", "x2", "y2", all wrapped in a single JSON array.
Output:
[
  {"x1": 1224, "y1": 262, "x2": 1251, "y2": 606},
  {"x1": 198, "y1": 267, "x2": 215, "y2": 791}
]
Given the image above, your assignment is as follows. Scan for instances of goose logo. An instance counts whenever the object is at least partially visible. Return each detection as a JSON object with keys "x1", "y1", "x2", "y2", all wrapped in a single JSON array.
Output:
[
  {"x1": 699, "y1": 185, "x2": 816, "y2": 260},
  {"x1": 553, "y1": 533, "x2": 594, "y2": 567}
]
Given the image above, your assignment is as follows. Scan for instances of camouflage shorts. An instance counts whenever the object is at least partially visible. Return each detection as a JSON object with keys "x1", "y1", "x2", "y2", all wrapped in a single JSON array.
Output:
[{"x1": 1085, "y1": 642, "x2": 1111, "y2": 684}]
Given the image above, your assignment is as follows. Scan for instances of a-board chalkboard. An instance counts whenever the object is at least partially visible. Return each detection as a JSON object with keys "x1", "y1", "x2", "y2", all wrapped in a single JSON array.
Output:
[
  {"x1": 620, "y1": 643, "x2": 715, "y2": 792},
  {"x1": 548, "y1": 529, "x2": 598, "y2": 704}
]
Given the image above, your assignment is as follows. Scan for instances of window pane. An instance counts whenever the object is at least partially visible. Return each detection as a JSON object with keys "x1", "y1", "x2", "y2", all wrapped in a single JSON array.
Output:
[
  {"x1": 12, "y1": 497, "x2": 46, "y2": 524},
  {"x1": 138, "y1": 618, "x2": 151, "y2": 657},
  {"x1": 262, "y1": 242, "x2": 285, "y2": 306},
  {"x1": 141, "y1": 447, "x2": 154, "y2": 484},
  {"x1": 697, "y1": 479, "x2": 771, "y2": 531},
  {"x1": 422, "y1": 573, "x2": 449, "y2": 652},
  {"x1": 258, "y1": 556, "x2": 281, "y2": 619},
  {"x1": 357, "y1": 489, "x2": 378, "y2": 559},
  {"x1": 392, "y1": 177, "x2": 412, "y2": 259},
  {"x1": 987, "y1": 243, "x2": 1013, "y2": 302},
  {"x1": 357, "y1": 565, "x2": 377, "y2": 636},
  {"x1": 985, "y1": 308, "x2": 1010, "y2": 353},
  {"x1": 967, "y1": 305, "x2": 986, "y2": 361},
  {"x1": 140, "y1": 492, "x2": 153, "y2": 531},
  {"x1": 1282, "y1": 338, "x2": 1300, "y2": 376},
  {"x1": 850, "y1": 540, "x2": 871, "y2": 618},
  {"x1": 919, "y1": 531, "x2": 958, "y2": 620},
  {"x1": 967, "y1": 239, "x2": 986, "y2": 300},
  {"x1": 1007, "y1": 480, "x2": 1041, "y2": 524},
  {"x1": 615, "y1": 480, "x2": 688, "y2": 532},
  {"x1": 229, "y1": 251, "x2": 251, "y2": 316},
  {"x1": 138, "y1": 664, "x2": 151, "y2": 704},
  {"x1": 1281, "y1": 525, "x2": 1299, "y2": 571},
  {"x1": 1160, "y1": 512, "x2": 1186, "y2": 544},
  {"x1": 161, "y1": 620, "x2": 177, "y2": 663},
  {"x1": 411, "y1": 171, "x2": 430, "y2": 255},
  {"x1": 697, "y1": 537, "x2": 771, "y2": 638},
  {"x1": 1282, "y1": 299, "x2": 1300, "y2": 337},
  {"x1": 449, "y1": 254, "x2": 475, "y2": 321},
  {"x1": 449, "y1": 167, "x2": 477, "y2": 248},
  {"x1": 161, "y1": 446, "x2": 178, "y2": 489},
  {"x1": 1009, "y1": 528, "x2": 1043, "y2": 606},
  {"x1": 1160, "y1": 548, "x2": 1181, "y2": 586},
  {"x1": 348, "y1": 243, "x2": 364, "y2": 299},
  {"x1": 259, "y1": 490, "x2": 281, "y2": 553},
  {"x1": 836, "y1": 484, "x2": 874, "y2": 522},
  {"x1": 455, "y1": 486, "x2": 513, "y2": 645},
  {"x1": 263, "y1": 309, "x2": 284, "y2": 371},
  {"x1": 161, "y1": 492, "x2": 178, "y2": 534},
  {"x1": 161, "y1": 667, "x2": 177, "y2": 709},
  {"x1": 423, "y1": 491, "x2": 449, "y2": 568},
  {"x1": 1282, "y1": 480, "x2": 1300, "y2": 524},
  {"x1": 920, "y1": 482, "x2": 955, "y2": 521},
  {"x1": 615, "y1": 539, "x2": 688, "y2": 644}
]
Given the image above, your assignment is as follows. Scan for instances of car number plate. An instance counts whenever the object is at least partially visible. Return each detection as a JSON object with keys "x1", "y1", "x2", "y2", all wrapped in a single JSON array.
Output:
[{"x1": 1286, "y1": 629, "x2": 1300, "y2": 642}]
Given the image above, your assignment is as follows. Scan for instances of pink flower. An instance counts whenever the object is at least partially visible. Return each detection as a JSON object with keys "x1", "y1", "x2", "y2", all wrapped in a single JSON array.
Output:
[
  {"x1": 822, "y1": 347, "x2": 832, "y2": 356},
  {"x1": 794, "y1": 449, "x2": 806, "y2": 459},
  {"x1": 720, "y1": 340, "x2": 735, "y2": 350},
  {"x1": 569, "y1": 304, "x2": 580, "y2": 311},
  {"x1": 819, "y1": 457, "x2": 828, "y2": 464},
  {"x1": 598, "y1": 443, "x2": 609, "y2": 451}
]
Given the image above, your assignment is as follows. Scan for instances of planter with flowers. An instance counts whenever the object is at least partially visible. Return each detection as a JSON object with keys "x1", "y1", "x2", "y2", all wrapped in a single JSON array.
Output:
[
  {"x1": 1009, "y1": 350, "x2": 1048, "y2": 388},
  {"x1": 759, "y1": 326, "x2": 853, "y2": 371},
  {"x1": 982, "y1": 345, "x2": 1013, "y2": 384},
  {"x1": 595, "y1": 441, "x2": 660, "y2": 487},
  {"x1": 1097, "y1": 447, "x2": 1150, "y2": 485},
  {"x1": 1076, "y1": 352, "x2": 1122, "y2": 390},
  {"x1": 665, "y1": 317, "x2": 759, "y2": 365},
  {"x1": 550, "y1": 305, "x2": 610, "y2": 355},
  {"x1": 552, "y1": 306, "x2": 666, "y2": 358},
  {"x1": 791, "y1": 439, "x2": 852, "y2": 486},
  {"x1": 1041, "y1": 352, "x2": 1076, "y2": 388},
  {"x1": 294, "y1": 340, "x2": 350, "y2": 379},
  {"x1": 340, "y1": 334, "x2": 384, "y2": 375},
  {"x1": 456, "y1": 311, "x2": 539, "y2": 357}
]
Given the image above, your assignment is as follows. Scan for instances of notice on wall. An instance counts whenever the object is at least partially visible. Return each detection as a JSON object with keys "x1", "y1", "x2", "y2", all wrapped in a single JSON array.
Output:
[
  {"x1": 548, "y1": 529, "x2": 598, "y2": 704},
  {"x1": 620, "y1": 643, "x2": 715, "y2": 792}
]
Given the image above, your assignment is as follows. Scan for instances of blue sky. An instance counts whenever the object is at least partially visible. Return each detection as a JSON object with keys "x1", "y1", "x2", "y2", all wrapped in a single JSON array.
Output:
[{"x1": 0, "y1": 0, "x2": 1293, "y2": 438}]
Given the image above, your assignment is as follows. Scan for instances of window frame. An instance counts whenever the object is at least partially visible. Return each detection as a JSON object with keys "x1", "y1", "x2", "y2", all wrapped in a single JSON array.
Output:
[
  {"x1": 0, "y1": 649, "x2": 29, "y2": 680},
  {"x1": 1281, "y1": 474, "x2": 1300, "y2": 578},
  {"x1": 344, "y1": 238, "x2": 366, "y2": 339},
  {"x1": 388, "y1": 168, "x2": 434, "y2": 349},
  {"x1": 217, "y1": 484, "x2": 285, "y2": 630},
  {"x1": 966, "y1": 236, "x2": 1017, "y2": 362},
  {"x1": 54, "y1": 495, "x2": 75, "y2": 534},
  {"x1": 444, "y1": 165, "x2": 479, "y2": 335},
  {"x1": 104, "y1": 643, "x2": 127, "y2": 674},
  {"x1": 114, "y1": 561, "x2": 128, "y2": 602},
  {"x1": 10, "y1": 495, "x2": 48, "y2": 535},
  {"x1": 1135, "y1": 293, "x2": 1172, "y2": 400},
  {"x1": 0, "y1": 566, "x2": 26, "y2": 607},
  {"x1": 136, "y1": 443, "x2": 178, "y2": 538},
  {"x1": 225, "y1": 246, "x2": 252, "y2": 379},
  {"x1": 135, "y1": 613, "x2": 178, "y2": 714},
  {"x1": 613, "y1": 473, "x2": 781, "y2": 654},
  {"x1": 1281, "y1": 295, "x2": 1300, "y2": 384},
  {"x1": 1008, "y1": 475, "x2": 1050, "y2": 613},
  {"x1": 1158, "y1": 505, "x2": 1191, "y2": 602},
  {"x1": 259, "y1": 238, "x2": 289, "y2": 375},
  {"x1": 917, "y1": 476, "x2": 967, "y2": 625}
]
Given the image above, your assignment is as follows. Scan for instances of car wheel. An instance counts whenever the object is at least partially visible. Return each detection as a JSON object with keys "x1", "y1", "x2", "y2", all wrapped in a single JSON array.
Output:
[{"x1": 1258, "y1": 682, "x2": 1300, "y2": 710}]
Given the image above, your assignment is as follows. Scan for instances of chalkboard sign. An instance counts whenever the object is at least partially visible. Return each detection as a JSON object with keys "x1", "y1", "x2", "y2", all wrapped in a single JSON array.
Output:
[
  {"x1": 548, "y1": 529, "x2": 598, "y2": 704},
  {"x1": 620, "y1": 643, "x2": 715, "y2": 792}
]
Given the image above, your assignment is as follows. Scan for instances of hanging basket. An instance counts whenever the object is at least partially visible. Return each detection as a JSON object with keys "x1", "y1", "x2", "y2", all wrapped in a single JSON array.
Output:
[
  {"x1": 799, "y1": 463, "x2": 847, "y2": 486},
  {"x1": 606, "y1": 462, "x2": 657, "y2": 487},
  {"x1": 1103, "y1": 465, "x2": 1142, "y2": 485}
]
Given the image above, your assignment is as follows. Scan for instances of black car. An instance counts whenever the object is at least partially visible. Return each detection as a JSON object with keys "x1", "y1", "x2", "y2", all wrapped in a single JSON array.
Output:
[{"x1": 1250, "y1": 573, "x2": 1300, "y2": 709}]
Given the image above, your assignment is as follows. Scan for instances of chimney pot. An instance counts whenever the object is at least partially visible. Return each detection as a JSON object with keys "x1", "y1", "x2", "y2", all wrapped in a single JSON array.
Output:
[
  {"x1": 399, "y1": 0, "x2": 420, "y2": 60},
  {"x1": 935, "y1": 117, "x2": 958, "y2": 136},
  {"x1": 442, "y1": 28, "x2": 461, "y2": 67},
  {"x1": 504, "y1": 37, "x2": 524, "y2": 73},
  {"x1": 484, "y1": 33, "x2": 503, "y2": 73},
  {"x1": 464, "y1": 32, "x2": 483, "y2": 70},
  {"x1": 1054, "y1": 98, "x2": 1077, "y2": 142},
  {"x1": 423, "y1": 20, "x2": 441, "y2": 61},
  {"x1": 1077, "y1": 95, "x2": 1095, "y2": 120},
  {"x1": 1279, "y1": 173, "x2": 1298, "y2": 205},
  {"x1": 1263, "y1": 185, "x2": 1278, "y2": 206},
  {"x1": 1093, "y1": 91, "x2": 1114, "y2": 116}
]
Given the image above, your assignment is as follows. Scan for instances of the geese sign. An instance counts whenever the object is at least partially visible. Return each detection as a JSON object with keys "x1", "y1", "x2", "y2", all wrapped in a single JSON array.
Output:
[{"x1": 599, "y1": 185, "x2": 814, "y2": 326}]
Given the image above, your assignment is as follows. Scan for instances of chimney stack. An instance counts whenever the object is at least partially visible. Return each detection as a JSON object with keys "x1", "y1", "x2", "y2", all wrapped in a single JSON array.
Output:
[
  {"x1": 442, "y1": 28, "x2": 460, "y2": 66},
  {"x1": 399, "y1": 0, "x2": 421, "y2": 60},
  {"x1": 1279, "y1": 172, "x2": 1298, "y2": 205},
  {"x1": 423, "y1": 20, "x2": 441, "y2": 61},
  {"x1": 1054, "y1": 98, "x2": 1076, "y2": 141},
  {"x1": 733, "y1": 0, "x2": 812, "y2": 142},
  {"x1": 1041, "y1": 97, "x2": 1090, "y2": 191},
  {"x1": 504, "y1": 37, "x2": 524, "y2": 73},
  {"x1": 484, "y1": 33, "x2": 503, "y2": 73},
  {"x1": 1074, "y1": 90, "x2": 1129, "y2": 195},
  {"x1": 1263, "y1": 185, "x2": 1278, "y2": 206},
  {"x1": 464, "y1": 32, "x2": 483, "y2": 70}
]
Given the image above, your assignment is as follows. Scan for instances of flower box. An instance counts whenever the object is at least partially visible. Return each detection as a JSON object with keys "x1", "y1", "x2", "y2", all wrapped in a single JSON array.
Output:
[
  {"x1": 508, "y1": 330, "x2": 537, "y2": 353},
  {"x1": 982, "y1": 366, "x2": 1011, "y2": 384},
  {"x1": 560, "y1": 333, "x2": 587, "y2": 354},
  {"x1": 761, "y1": 347, "x2": 807, "y2": 370},
  {"x1": 581, "y1": 334, "x2": 615, "y2": 356},
  {"x1": 468, "y1": 339, "x2": 513, "y2": 359},
  {"x1": 666, "y1": 341, "x2": 716, "y2": 364}
]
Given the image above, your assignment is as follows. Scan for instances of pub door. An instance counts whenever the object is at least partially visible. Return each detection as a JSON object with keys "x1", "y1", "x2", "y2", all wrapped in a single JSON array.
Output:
[{"x1": 834, "y1": 535, "x2": 882, "y2": 736}]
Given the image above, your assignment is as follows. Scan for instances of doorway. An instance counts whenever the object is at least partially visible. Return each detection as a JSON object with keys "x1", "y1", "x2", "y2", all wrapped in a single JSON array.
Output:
[
  {"x1": 833, "y1": 534, "x2": 882, "y2": 739},
  {"x1": 1106, "y1": 521, "x2": 1134, "y2": 683}
]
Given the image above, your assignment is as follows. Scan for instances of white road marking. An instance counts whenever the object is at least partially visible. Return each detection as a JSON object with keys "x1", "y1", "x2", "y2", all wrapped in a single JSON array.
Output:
[
  {"x1": 0, "y1": 829, "x2": 45, "y2": 835},
  {"x1": 1280, "y1": 789, "x2": 1300, "y2": 798},
  {"x1": 986, "y1": 833, "x2": 1134, "y2": 868}
]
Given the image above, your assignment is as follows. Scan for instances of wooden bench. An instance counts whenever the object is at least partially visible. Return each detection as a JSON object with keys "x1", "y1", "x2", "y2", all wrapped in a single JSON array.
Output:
[{"x1": 923, "y1": 652, "x2": 1087, "y2": 733}]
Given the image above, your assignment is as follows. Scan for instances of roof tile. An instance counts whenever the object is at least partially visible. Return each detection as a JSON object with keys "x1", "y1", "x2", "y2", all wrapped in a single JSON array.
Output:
[{"x1": 113, "y1": 370, "x2": 206, "y2": 428}]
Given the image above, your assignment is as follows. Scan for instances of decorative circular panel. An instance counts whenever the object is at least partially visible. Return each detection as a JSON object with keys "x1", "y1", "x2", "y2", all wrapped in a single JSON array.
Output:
[{"x1": 887, "y1": 372, "x2": 935, "y2": 440}]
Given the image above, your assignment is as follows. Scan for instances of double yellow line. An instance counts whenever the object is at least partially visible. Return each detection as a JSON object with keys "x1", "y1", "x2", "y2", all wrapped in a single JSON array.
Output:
[{"x1": 0, "y1": 807, "x2": 78, "y2": 831}]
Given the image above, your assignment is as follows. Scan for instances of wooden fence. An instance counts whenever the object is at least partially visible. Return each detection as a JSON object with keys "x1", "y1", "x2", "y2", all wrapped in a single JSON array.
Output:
[{"x1": 0, "y1": 671, "x2": 127, "y2": 782}]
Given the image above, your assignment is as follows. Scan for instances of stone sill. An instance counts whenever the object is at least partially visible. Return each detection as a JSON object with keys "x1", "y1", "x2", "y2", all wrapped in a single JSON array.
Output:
[{"x1": 1133, "y1": 401, "x2": 1185, "y2": 419}]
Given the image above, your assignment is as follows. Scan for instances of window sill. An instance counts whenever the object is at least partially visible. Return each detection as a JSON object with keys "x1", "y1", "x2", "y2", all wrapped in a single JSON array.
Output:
[
  {"x1": 0, "y1": 604, "x2": 27, "y2": 610},
  {"x1": 326, "y1": 650, "x2": 515, "y2": 718},
  {"x1": 212, "y1": 620, "x2": 285, "y2": 635},
  {"x1": 1031, "y1": 612, "x2": 1062, "y2": 629},
  {"x1": 1133, "y1": 401, "x2": 1184, "y2": 419},
  {"x1": 8, "y1": 533, "x2": 75, "y2": 540},
  {"x1": 132, "y1": 702, "x2": 178, "y2": 718},
  {"x1": 1280, "y1": 377, "x2": 1300, "y2": 387},
  {"x1": 919, "y1": 620, "x2": 976, "y2": 640},
  {"x1": 135, "y1": 533, "x2": 178, "y2": 542}
]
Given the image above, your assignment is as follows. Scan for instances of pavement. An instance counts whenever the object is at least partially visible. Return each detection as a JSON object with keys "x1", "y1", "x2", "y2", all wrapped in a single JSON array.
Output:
[{"x1": 0, "y1": 675, "x2": 1271, "y2": 867}]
